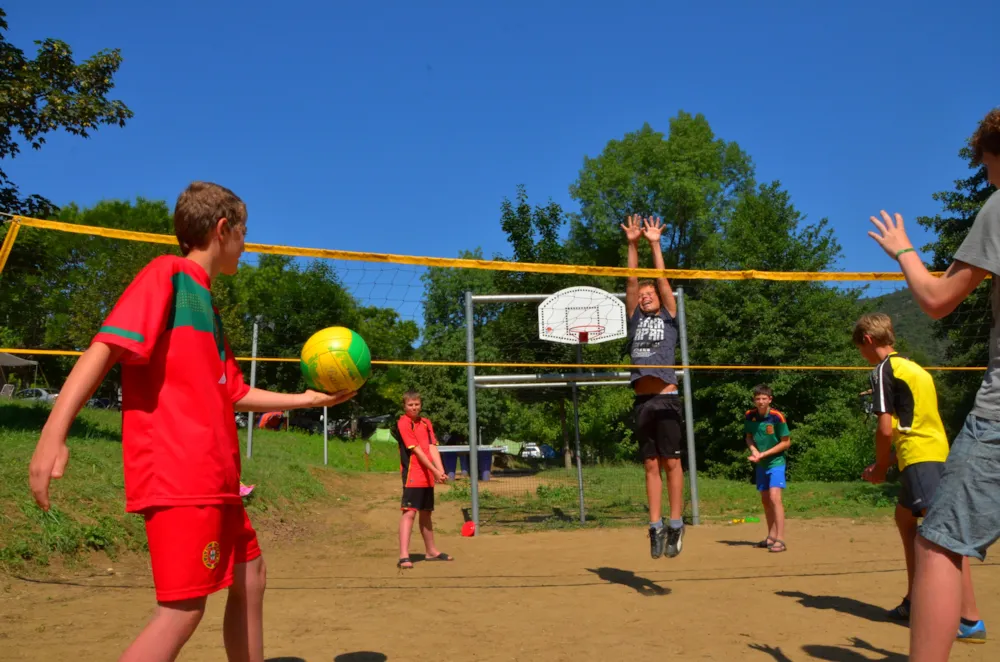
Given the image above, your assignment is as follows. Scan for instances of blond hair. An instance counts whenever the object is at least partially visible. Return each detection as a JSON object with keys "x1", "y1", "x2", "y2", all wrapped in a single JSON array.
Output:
[{"x1": 853, "y1": 312, "x2": 895, "y2": 347}]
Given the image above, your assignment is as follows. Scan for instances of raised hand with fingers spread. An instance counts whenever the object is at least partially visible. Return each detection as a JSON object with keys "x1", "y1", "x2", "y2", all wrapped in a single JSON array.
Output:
[
  {"x1": 642, "y1": 216, "x2": 664, "y2": 244},
  {"x1": 620, "y1": 214, "x2": 644, "y2": 244},
  {"x1": 868, "y1": 210, "x2": 914, "y2": 260}
]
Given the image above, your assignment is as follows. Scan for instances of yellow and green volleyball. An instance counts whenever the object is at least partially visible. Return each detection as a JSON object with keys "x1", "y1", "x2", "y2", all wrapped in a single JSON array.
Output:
[{"x1": 300, "y1": 326, "x2": 372, "y2": 394}]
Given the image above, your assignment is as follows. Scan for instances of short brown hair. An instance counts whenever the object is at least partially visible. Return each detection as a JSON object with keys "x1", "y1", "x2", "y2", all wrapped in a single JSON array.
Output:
[
  {"x1": 853, "y1": 312, "x2": 895, "y2": 347},
  {"x1": 971, "y1": 108, "x2": 1000, "y2": 164},
  {"x1": 402, "y1": 390, "x2": 421, "y2": 403},
  {"x1": 752, "y1": 384, "x2": 773, "y2": 398},
  {"x1": 173, "y1": 182, "x2": 247, "y2": 255},
  {"x1": 637, "y1": 279, "x2": 656, "y2": 291}
]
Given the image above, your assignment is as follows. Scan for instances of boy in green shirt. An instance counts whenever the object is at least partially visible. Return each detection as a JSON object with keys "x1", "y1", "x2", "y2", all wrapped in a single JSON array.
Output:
[{"x1": 744, "y1": 384, "x2": 791, "y2": 553}]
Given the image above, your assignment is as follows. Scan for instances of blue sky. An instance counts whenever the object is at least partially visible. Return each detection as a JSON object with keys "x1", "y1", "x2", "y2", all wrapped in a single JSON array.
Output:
[{"x1": 5, "y1": 1, "x2": 995, "y2": 321}]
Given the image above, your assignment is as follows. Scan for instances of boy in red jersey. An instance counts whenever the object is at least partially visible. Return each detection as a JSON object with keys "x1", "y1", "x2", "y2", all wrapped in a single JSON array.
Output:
[
  {"x1": 28, "y1": 182, "x2": 356, "y2": 662},
  {"x1": 393, "y1": 390, "x2": 453, "y2": 569}
]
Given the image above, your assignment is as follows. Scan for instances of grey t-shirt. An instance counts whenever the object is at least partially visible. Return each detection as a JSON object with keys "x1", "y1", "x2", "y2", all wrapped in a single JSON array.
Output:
[
  {"x1": 627, "y1": 306, "x2": 678, "y2": 386},
  {"x1": 954, "y1": 189, "x2": 1000, "y2": 420}
]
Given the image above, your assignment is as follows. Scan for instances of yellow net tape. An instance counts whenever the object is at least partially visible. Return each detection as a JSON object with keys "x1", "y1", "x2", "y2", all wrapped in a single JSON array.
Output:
[
  {"x1": 0, "y1": 348, "x2": 985, "y2": 371},
  {"x1": 10, "y1": 215, "x2": 942, "y2": 281}
]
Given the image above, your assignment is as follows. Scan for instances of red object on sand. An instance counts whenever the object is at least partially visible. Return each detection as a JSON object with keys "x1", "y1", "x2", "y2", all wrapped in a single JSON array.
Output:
[{"x1": 461, "y1": 521, "x2": 475, "y2": 537}]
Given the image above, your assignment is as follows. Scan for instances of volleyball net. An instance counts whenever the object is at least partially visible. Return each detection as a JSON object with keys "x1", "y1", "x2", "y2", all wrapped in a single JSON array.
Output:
[{"x1": 0, "y1": 214, "x2": 990, "y2": 528}]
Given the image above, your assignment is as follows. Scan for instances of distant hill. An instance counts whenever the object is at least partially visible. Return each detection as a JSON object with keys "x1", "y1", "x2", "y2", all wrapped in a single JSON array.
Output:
[{"x1": 864, "y1": 288, "x2": 948, "y2": 365}]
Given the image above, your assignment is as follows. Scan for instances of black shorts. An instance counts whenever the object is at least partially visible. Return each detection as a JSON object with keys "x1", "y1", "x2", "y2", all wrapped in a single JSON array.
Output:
[
  {"x1": 899, "y1": 461, "x2": 944, "y2": 517},
  {"x1": 633, "y1": 394, "x2": 684, "y2": 460},
  {"x1": 401, "y1": 487, "x2": 434, "y2": 512}
]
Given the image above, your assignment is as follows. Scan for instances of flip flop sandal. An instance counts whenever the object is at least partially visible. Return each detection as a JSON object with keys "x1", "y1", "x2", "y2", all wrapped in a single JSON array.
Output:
[
  {"x1": 397, "y1": 557, "x2": 413, "y2": 569},
  {"x1": 425, "y1": 552, "x2": 454, "y2": 561},
  {"x1": 757, "y1": 537, "x2": 776, "y2": 549},
  {"x1": 769, "y1": 540, "x2": 787, "y2": 553}
]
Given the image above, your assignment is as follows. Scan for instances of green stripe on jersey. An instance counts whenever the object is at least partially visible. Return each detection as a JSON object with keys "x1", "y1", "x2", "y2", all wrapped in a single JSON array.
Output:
[
  {"x1": 168, "y1": 272, "x2": 226, "y2": 361},
  {"x1": 99, "y1": 325, "x2": 144, "y2": 342}
]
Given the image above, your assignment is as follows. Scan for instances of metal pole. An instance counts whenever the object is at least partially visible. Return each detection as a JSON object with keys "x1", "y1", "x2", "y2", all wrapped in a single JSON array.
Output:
[
  {"x1": 246, "y1": 321, "x2": 259, "y2": 459},
  {"x1": 676, "y1": 288, "x2": 699, "y2": 525},
  {"x1": 323, "y1": 406, "x2": 328, "y2": 465},
  {"x1": 572, "y1": 344, "x2": 585, "y2": 524},
  {"x1": 465, "y1": 291, "x2": 480, "y2": 535}
]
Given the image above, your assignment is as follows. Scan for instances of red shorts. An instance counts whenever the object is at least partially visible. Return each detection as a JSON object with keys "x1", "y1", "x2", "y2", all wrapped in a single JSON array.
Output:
[{"x1": 143, "y1": 504, "x2": 261, "y2": 602}]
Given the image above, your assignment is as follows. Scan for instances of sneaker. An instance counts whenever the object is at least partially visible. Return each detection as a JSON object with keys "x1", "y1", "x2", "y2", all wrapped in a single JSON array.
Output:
[
  {"x1": 887, "y1": 598, "x2": 910, "y2": 622},
  {"x1": 957, "y1": 620, "x2": 986, "y2": 644},
  {"x1": 648, "y1": 523, "x2": 668, "y2": 559},
  {"x1": 665, "y1": 524, "x2": 684, "y2": 558}
]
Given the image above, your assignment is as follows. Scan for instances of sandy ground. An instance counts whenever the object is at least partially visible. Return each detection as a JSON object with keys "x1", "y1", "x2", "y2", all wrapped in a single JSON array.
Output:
[{"x1": 2, "y1": 473, "x2": 996, "y2": 661}]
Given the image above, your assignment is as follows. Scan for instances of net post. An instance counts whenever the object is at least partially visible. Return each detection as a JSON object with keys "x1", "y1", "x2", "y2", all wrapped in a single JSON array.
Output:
[
  {"x1": 465, "y1": 291, "x2": 480, "y2": 535},
  {"x1": 246, "y1": 320, "x2": 259, "y2": 459},
  {"x1": 677, "y1": 287, "x2": 699, "y2": 525},
  {"x1": 573, "y1": 338, "x2": 586, "y2": 524}
]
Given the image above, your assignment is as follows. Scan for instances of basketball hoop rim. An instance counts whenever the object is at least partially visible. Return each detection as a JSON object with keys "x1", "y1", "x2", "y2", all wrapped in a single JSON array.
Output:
[{"x1": 567, "y1": 324, "x2": 605, "y2": 335}]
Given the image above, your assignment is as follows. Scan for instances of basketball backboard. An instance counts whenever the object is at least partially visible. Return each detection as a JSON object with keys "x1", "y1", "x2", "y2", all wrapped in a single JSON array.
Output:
[{"x1": 538, "y1": 286, "x2": 628, "y2": 345}]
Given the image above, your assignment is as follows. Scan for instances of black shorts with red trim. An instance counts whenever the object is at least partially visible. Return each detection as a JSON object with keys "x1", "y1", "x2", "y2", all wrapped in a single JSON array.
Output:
[{"x1": 401, "y1": 487, "x2": 434, "y2": 512}]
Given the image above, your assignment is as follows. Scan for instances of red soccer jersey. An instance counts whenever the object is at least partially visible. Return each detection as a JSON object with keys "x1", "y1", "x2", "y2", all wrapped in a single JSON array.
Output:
[
  {"x1": 92, "y1": 255, "x2": 250, "y2": 513},
  {"x1": 396, "y1": 415, "x2": 438, "y2": 488}
]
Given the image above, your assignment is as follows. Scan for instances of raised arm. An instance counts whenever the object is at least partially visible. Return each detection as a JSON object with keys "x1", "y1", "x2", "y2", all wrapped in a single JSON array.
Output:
[
  {"x1": 642, "y1": 217, "x2": 677, "y2": 318},
  {"x1": 621, "y1": 215, "x2": 642, "y2": 316},
  {"x1": 868, "y1": 211, "x2": 988, "y2": 320}
]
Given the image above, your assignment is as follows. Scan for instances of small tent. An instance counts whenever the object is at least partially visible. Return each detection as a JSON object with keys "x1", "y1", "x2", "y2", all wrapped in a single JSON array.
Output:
[
  {"x1": 368, "y1": 427, "x2": 394, "y2": 443},
  {"x1": 0, "y1": 352, "x2": 39, "y2": 391}
]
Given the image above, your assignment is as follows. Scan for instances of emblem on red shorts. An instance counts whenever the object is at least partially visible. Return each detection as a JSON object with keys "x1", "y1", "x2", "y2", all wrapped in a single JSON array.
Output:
[
  {"x1": 765, "y1": 425, "x2": 774, "y2": 435},
  {"x1": 202, "y1": 541, "x2": 221, "y2": 569}
]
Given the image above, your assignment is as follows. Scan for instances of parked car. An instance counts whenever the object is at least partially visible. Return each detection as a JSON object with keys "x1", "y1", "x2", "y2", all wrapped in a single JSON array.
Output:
[
  {"x1": 521, "y1": 443, "x2": 543, "y2": 459},
  {"x1": 16, "y1": 388, "x2": 58, "y2": 403}
]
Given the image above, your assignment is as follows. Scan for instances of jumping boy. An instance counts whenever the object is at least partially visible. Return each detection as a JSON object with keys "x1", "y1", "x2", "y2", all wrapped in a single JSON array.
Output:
[
  {"x1": 853, "y1": 313, "x2": 983, "y2": 635},
  {"x1": 28, "y1": 182, "x2": 356, "y2": 662},
  {"x1": 393, "y1": 391, "x2": 453, "y2": 569},
  {"x1": 744, "y1": 384, "x2": 790, "y2": 553},
  {"x1": 622, "y1": 214, "x2": 685, "y2": 559},
  {"x1": 867, "y1": 108, "x2": 999, "y2": 660}
]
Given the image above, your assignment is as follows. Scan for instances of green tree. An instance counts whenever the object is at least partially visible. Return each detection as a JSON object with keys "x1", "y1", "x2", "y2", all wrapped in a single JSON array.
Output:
[
  {"x1": 0, "y1": 9, "x2": 132, "y2": 215},
  {"x1": 690, "y1": 182, "x2": 869, "y2": 478},
  {"x1": 568, "y1": 111, "x2": 755, "y2": 271},
  {"x1": 916, "y1": 144, "x2": 997, "y2": 434},
  {"x1": 0, "y1": 198, "x2": 172, "y2": 394},
  {"x1": 408, "y1": 249, "x2": 503, "y2": 437}
]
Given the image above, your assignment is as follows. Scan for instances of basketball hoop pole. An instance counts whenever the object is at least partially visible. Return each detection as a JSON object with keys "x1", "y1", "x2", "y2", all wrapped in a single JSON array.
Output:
[
  {"x1": 465, "y1": 291, "x2": 480, "y2": 535},
  {"x1": 571, "y1": 338, "x2": 586, "y2": 524}
]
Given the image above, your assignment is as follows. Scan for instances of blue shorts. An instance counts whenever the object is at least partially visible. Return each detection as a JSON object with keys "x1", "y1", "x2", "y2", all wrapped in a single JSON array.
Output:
[
  {"x1": 756, "y1": 464, "x2": 786, "y2": 491},
  {"x1": 919, "y1": 414, "x2": 1000, "y2": 561}
]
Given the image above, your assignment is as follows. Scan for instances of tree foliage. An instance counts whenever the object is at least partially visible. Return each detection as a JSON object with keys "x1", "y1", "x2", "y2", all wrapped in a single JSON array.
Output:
[
  {"x1": 0, "y1": 8, "x2": 132, "y2": 215},
  {"x1": 689, "y1": 182, "x2": 869, "y2": 477},
  {"x1": 568, "y1": 112, "x2": 754, "y2": 271},
  {"x1": 8, "y1": 107, "x2": 985, "y2": 480}
]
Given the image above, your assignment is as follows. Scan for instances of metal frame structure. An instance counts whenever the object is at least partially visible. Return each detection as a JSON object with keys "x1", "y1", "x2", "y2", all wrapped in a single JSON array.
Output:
[{"x1": 463, "y1": 288, "x2": 699, "y2": 535}]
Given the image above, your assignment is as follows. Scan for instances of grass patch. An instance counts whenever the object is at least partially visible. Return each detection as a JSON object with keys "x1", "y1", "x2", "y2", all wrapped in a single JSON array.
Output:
[
  {"x1": 2, "y1": 400, "x2": 898, "y2": 565},
  {"x1": 440, "y1": 465, "x2": 897, "y2": 530},
  {"x1": 0, "y1": 400, "x2": 398, "y2": 570}
]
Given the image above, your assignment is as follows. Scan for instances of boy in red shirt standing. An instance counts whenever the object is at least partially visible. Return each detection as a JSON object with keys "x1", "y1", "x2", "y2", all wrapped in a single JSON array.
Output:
[
  {"x1": 28, "y1": 181, "x2": 356, "y2": 662},
  {"x1": 393, "y1": 390, "x2": 453, "y2": 569}
]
